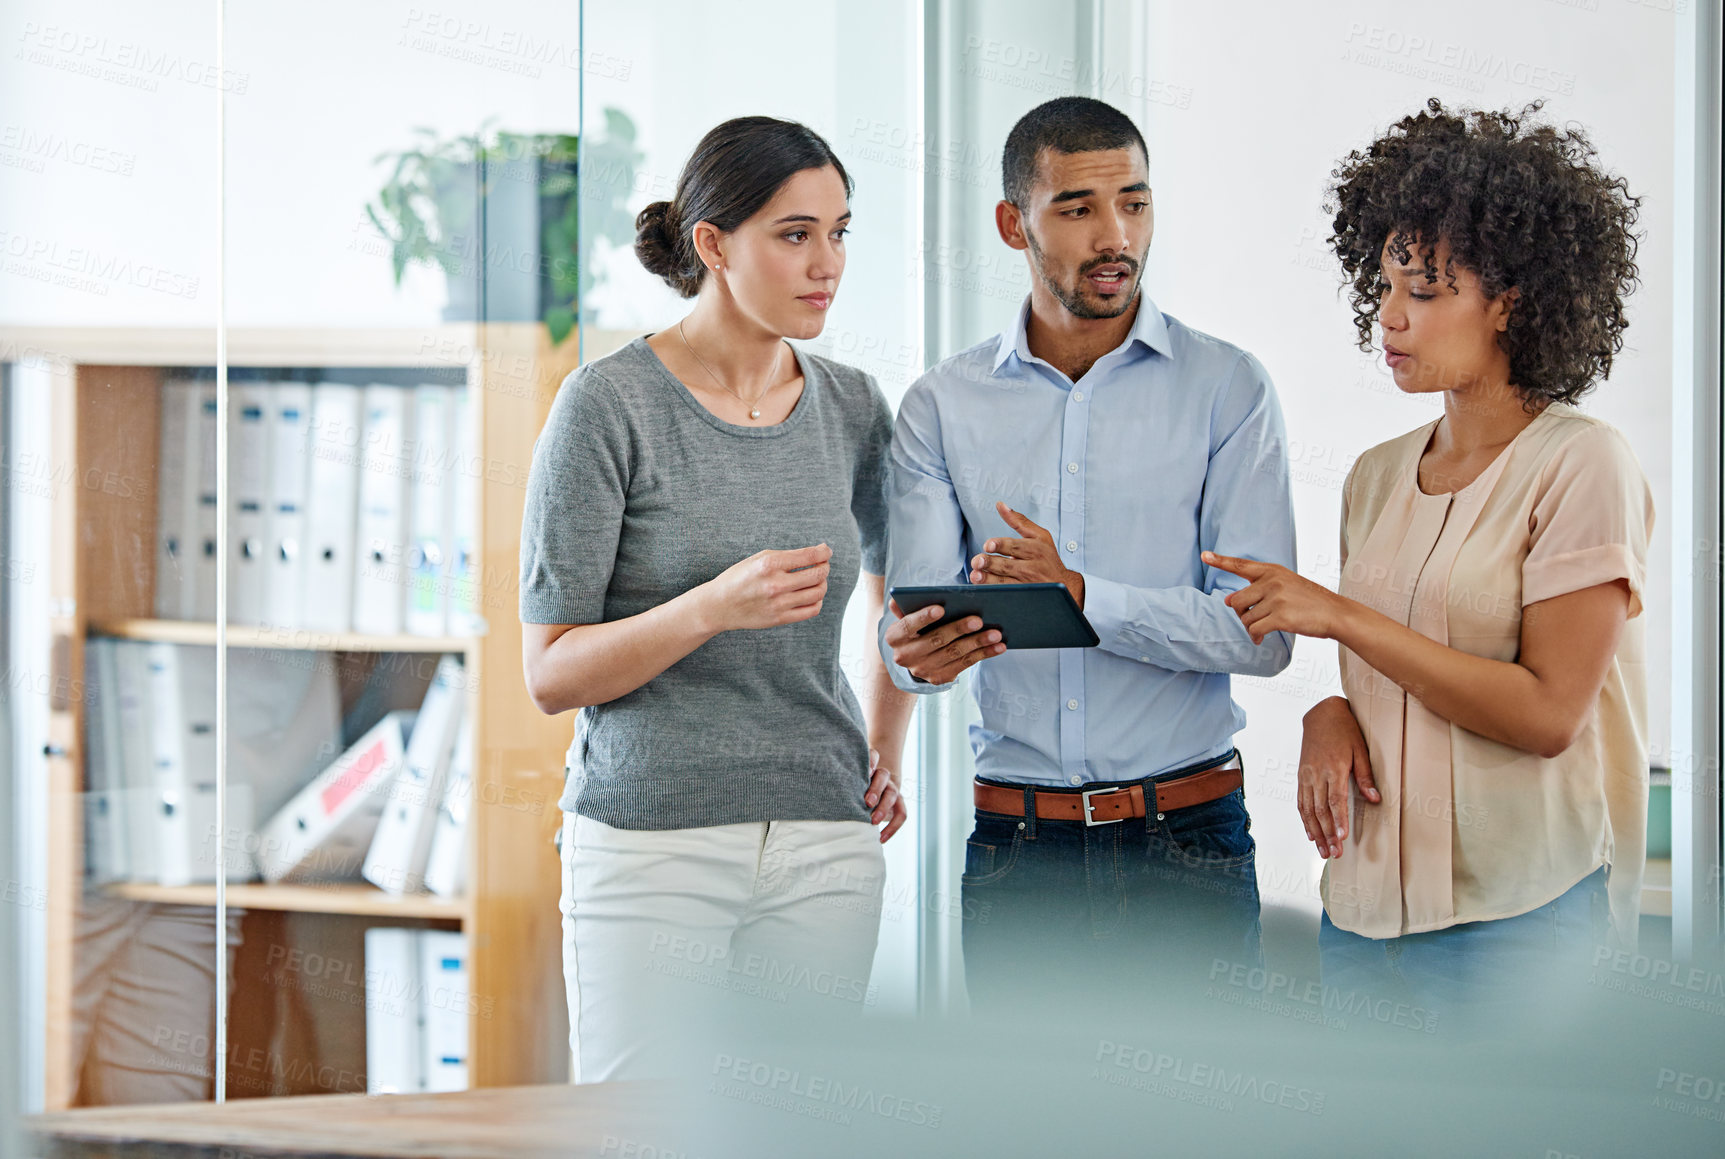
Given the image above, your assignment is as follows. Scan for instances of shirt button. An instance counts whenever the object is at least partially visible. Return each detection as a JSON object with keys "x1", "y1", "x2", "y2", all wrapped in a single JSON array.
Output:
[
  {"x1": 1068, "y1": 775, "x2": 1083, "y2": 786},
  {"x1": 1065, "y1": 540, "x2": 1077, "y2": 552},
  {"x1": 1072, "y1": 391, "x2": 1084, "y2": 402},
  {"x1": 1066, "y1": 462, "x2": 1078, "y2": 474},
  {"x1": 1066, "y1": 698, "x2": 1078, "y2": 710},
  {"x1": 1139, "y1": 655, "x2": 1149, "y2": 662}
]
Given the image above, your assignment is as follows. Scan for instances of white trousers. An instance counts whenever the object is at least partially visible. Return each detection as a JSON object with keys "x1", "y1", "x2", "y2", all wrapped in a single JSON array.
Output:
[{"x1": 559, "y1": 812, "x2": 886, "y2": 1083}]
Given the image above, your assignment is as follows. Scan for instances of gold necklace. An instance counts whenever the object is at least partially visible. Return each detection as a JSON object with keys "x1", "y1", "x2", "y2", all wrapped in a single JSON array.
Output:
[{"x1": 677, "y1": 320, "x2": 781, "y2": 420}]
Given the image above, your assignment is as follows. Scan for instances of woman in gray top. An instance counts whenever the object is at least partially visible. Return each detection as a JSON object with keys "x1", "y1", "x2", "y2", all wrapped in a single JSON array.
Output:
[{"x1": 520, "y1": 117, "x2": 918, "y2": 1082}]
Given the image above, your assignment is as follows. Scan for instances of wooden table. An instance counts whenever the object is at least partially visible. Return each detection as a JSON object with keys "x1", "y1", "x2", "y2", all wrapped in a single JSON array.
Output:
[{"x1": 27, "y1": 1083, "x2": 674, "y2": 1158}]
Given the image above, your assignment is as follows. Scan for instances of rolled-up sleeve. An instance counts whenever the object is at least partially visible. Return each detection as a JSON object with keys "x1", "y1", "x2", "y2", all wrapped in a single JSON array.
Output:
[{"x1": 1522, "y1": 422, "x2": 1653, "y2": 618}]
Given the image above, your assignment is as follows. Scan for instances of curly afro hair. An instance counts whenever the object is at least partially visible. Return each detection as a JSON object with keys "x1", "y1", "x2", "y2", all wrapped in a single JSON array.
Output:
[{"x1": 1326, "y1": 98, "x2": 1642, "y2": 407}]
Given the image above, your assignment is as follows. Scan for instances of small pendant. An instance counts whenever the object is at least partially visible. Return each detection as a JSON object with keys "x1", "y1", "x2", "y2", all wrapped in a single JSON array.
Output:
[{"x1": 750, "y1": 408, "x2": 761, "y2": 419}]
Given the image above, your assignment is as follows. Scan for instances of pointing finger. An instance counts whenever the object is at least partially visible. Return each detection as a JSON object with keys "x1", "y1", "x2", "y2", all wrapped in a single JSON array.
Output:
[{"x1": 1202, "y1": 550, "x2": 1267, "y2": 580}]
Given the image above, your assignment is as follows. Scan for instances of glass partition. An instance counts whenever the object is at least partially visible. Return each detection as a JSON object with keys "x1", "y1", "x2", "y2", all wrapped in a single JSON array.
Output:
[
  {"x1": 1, "y1": 1, "x2": 223, "y2": 1110},
  {"x1": 216, "y1": 0, "x2": 587, "y2": 1097}
]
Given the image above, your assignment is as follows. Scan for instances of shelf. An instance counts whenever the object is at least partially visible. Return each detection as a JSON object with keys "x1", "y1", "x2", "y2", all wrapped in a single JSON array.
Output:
[
  {"x1": 88, "y1": 618, "x2": 478, "y2": 653},
  {"x1": 103, "y1": 881, "x2": 466, "y2": 920},
  {"x1": 1, "y1": 324, "x2": 502, "y2": 367},
  {"x1": 2, "y1": 322, "x2": 636, "y2": 370}
]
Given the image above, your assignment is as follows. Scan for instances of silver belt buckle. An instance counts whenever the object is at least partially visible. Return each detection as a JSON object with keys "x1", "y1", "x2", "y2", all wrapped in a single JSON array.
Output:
[{"x1": 1081, "y1": 785, "x2": 1128, "y2": 826}]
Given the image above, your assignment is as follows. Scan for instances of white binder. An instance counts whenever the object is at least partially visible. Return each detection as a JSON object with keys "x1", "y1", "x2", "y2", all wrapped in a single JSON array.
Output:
[
  {"x1": 264, "y1": 383, "x2": 313, "y2": 632},
  {"x1": 191, "y1": 384, "x2": 221, "y2": 622},
  {"x1": 405, "y1": 386, "x2": 454, "y2": 637},
  {"x1": 447, "y1": 386, "x2": 480, "y2": 636},
  {"x1": 419, "y1": 930, "x2": 469, "y2": 1091},
  {"x1": 83, "y1": 638, "x2": 130, "y2": 883},
  {"x1": 303, "y1": 383, "x2": 363, "y2": 634},
  {"x1": 111, "y1": 640, "x2": 159, "y2": 881},
  {"x1": 228, "y1": 385, "x2": 272, "y2": 626},
  {"x1": 153, "y1": 378, "x2": 201, "y2": 621},
  {"x1": 352, "y1": 385, "x2": 413, "y2": 636},
  {"x1": 423, "y1": 713, "x2": 472, "y2": 899},
  {"x1": 362, "y1": 654, "x2": 465, "y2": 894},
  {"x1": 364, "y1": 927, "x2": 425, "y2": 1094},
  {"x1": 255, "y1": 709, "x2": 413, "y2": 884},
  {"x1": 143, "y1": 642, "x2": 223, "y2": 887}
]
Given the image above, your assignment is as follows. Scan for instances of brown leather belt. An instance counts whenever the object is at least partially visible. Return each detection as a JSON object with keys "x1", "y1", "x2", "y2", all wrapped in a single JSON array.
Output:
[{"x1": 973, "y1": 755, "x2": 1243, "y2": 826}]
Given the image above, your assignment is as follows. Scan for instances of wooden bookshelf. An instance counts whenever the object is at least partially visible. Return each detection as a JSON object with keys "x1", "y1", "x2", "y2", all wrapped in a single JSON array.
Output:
[
  {"x1": 24, "y1": 323, "x2": 585, "y2": 1109},
  {"x1": 88, "y1": 617, "x2": 476, "y2": 654},
  {"x1": 102, "y1": 881, "x2": 469, "y2": 921}
]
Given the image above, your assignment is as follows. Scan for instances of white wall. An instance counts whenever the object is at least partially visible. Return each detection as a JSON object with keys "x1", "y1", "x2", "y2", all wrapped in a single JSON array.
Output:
[{"x1": 1, "y1": 0, "x2": 588, "y2": 328}]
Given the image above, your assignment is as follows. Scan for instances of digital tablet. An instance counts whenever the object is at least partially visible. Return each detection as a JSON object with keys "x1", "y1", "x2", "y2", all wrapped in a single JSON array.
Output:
[{"x1": 889, "y1": 582, "x2": 1100, "y2": 650}]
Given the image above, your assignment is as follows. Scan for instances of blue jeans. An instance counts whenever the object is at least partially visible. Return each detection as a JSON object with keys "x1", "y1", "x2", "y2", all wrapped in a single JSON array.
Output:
[
  {"x1": 960, "y1": 754, "x2": 1262, "y2": 1016},
  {"x1": 1319, "y1": 865, "x2": 1611, "y2": 1039}
]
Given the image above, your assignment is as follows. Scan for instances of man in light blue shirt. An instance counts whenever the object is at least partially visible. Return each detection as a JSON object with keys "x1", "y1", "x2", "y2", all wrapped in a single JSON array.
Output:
[{"x1": 880, "y1": 97, "x2": 1295, "y2": 1010}]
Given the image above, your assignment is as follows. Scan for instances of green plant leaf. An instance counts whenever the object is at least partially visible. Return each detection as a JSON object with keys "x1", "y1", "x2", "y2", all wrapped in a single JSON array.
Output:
[{"x1": 544, "y1": 305, "x2": 575, "y2": 346}]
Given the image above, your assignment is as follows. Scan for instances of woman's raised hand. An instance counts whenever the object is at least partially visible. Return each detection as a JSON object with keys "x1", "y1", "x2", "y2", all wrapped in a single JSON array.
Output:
[{"x1": 698, "y1": 543, "x2": 832, "y2": 633}]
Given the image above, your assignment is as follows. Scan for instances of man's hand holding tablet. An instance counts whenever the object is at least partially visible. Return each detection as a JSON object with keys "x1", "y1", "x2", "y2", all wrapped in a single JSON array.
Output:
[
  {"x1": 885, "y1": 501, "x2": 1090, "y2": 685},
  {"x1": 885, "y1": 602, "x2": 1005, "y2": 685}
]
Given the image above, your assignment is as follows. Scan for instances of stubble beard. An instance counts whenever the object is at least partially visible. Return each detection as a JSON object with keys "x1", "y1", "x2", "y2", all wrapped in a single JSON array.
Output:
[{"x1": 1024, "y1": 226, "x2": 1141, "y2": 320}]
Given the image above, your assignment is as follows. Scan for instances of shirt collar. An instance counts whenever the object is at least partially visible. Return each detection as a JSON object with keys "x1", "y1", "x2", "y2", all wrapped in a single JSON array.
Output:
[{"x1": 992, "y1": 289, "x2": 1173, "y2": 373}]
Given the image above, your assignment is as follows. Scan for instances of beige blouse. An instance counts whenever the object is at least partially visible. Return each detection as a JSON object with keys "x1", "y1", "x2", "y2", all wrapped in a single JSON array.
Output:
[{"x1": 1321, "y1": 403, "x2": 1653, "y2": 946}]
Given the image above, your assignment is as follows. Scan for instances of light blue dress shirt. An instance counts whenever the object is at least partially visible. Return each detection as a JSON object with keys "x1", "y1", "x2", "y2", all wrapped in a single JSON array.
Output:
[{"x1": 878, "y1": 293, "x2": 1296, "y2": 787}]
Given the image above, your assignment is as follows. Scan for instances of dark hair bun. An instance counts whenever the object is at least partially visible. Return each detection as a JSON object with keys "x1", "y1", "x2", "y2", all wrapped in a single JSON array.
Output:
[
  {"x1": 633, "y1": 201, "x2": 702, "y2": 298},
  {"x1": 635, "y1": 118, "x2": 855, "y2": 301}
]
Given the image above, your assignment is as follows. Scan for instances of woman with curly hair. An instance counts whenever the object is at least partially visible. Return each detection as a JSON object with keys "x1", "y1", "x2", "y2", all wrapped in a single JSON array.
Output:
[{"x1": 1205, "y1": 99, "x2": 1652, "y2": 1026}]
